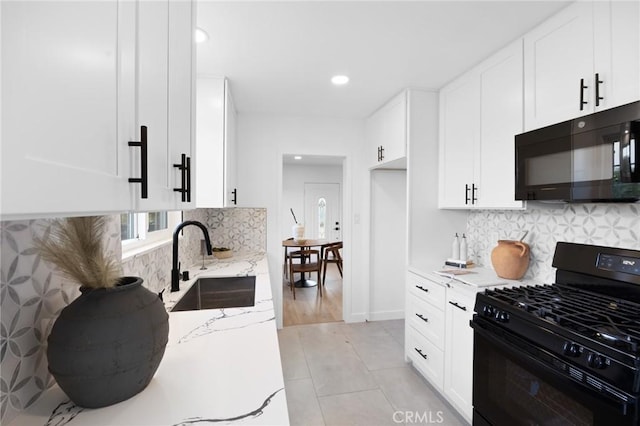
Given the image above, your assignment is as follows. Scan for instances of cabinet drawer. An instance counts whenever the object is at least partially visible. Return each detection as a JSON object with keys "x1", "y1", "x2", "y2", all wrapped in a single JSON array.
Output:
[
  {"x1": 408, "y1": 326, "x2": 444, "y2": 391},
  {"x1": 408, "y1": 296, "x2": 445, "y2": 350},
  {"x1": 407, "y1": 272, "x2": 445, "y2": 308}
]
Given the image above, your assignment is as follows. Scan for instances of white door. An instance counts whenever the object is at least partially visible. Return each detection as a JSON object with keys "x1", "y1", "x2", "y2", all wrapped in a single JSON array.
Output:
[{"x1": 304, "y1": 183, "x2": 341, "y2": 241}]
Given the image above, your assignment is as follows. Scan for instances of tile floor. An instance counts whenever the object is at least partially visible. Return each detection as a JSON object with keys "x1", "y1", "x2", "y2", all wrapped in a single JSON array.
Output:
[{"x1": 278, "y1": 320, "x2": 467, "y2": 426}]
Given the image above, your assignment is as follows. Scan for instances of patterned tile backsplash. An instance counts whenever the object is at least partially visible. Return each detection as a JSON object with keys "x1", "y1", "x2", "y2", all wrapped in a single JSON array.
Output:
[
  {"x1": 466, "y1": 203, "x2": 640, "y2": 283},
  {"x1": 0, "y1": 208, "x2": 265, "y2": 425}
]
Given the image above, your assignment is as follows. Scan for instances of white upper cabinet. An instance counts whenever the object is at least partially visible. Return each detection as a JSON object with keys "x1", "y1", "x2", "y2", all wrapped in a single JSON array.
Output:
[
  {"x1": 0, "y1": 0, "x2": 195, "y2": 219},
  {"x1": 439, "y1": 40, "x2": 524, "y2": 210},
  {"x1": 593, "y1": 1, "x2": 640, "y2": 112},
  {"x1": 438, "y1": 74, "x2": 478, "y2": 208},
  {"x1": 1, "y1": 1, "x2": 134, "y2": 219},
  {"x1": 366, "y1": 91, "x2": 407, "y2": 169},
  {"x1": 524, "y1": 1, "x2": 640, "y2": 131},
  {"x1": 134, "y1": 0, "x2": 195, "y2": 212},
  {"x1": 196, "y1": 77, "x2": 238, "y2": 208}
]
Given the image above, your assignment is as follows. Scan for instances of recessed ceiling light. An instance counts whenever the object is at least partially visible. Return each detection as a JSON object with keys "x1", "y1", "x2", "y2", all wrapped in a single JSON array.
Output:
[
  {"x1": 331, "y1": 75, "x2": 349, "y2": 85},
  {"x1": 294, "y1": 156, "x2": 302, "y2": 160},
  {"x1": 195, "y1": 28, "x2": 209, "y2": 43}
]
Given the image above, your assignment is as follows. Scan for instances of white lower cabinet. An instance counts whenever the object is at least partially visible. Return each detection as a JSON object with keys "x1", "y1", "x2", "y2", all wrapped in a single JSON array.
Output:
[
  {"x1": 406, "y1": 270, "x2": 478, "y2": 424},
  {"x1": 407, "y1": 325, "x2": 445, "y2": 391},
  {"x1": 443, "y1": 287, "x2": 475, "y2": 423}
]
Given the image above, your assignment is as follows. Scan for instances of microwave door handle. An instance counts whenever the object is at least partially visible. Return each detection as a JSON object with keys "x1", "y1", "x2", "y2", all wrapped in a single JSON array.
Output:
[{"x1": 619, "y1": 127, "x2": 632, "y2": 183}]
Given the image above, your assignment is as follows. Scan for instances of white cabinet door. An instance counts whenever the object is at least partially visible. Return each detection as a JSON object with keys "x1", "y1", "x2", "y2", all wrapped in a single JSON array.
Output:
[
  {"x1": 136, "y1": 0, "x2": 194, "y2": 212},
  {"x1": 524, "y1": 2, "x2": 595, "y2": 130},
  {"x1": 365, "y1": 107, "x2": 385, "y2": 167},
  {"x1": 379, "y1": 92, "x2": 407, "y2": 164},
  {"x1": 477, "y1": 40, "x2": 524, "y2": 209},
  {"x1": 167, "y1": 0, "x2": 196, "y2": 210},
  {"x1": 195, "y1": 77, "x2": 225, "y2": 208},
  {"x1": 1, "y1": 0, "x2": 134, "y2": 219},
  {"x1": 366, "y1": 91, "x2": 407, "y2": 168},
  {"x1": 593, "y1": 1, "x2": 640, "y2": 111},
  {"x1": 438, "y1": 75, "x2": 478, "y2": 208},
  {"x1": 224, "y1": 87, "x2": 238, "y2": 206},
  {"x1": 443, "y1": 289, "x2": 475, "y2": 424},
  {"x1": 195, "y1": 76, "x2": 237, "y2": 208}
]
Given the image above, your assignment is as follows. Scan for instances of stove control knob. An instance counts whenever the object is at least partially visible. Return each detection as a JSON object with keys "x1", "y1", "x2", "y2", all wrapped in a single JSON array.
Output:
[
  {"x1": 496, "y1": 311, "x2": 510, "y2": 323},
  {"x1": 562, "y1": 342, "x2": 581, "y2": 357},
  {"x1": 482, "y1": 305, "x2": 495, "y2": 317},
  {"x1": 587, "y1": 353, "x2": 607, "y2": 369}
]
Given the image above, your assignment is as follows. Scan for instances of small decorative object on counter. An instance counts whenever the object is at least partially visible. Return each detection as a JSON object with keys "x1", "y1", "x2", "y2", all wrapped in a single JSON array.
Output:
[
  {"x1": 460, "y1": 233, "x2": 468, "y2": 261},
  {"x1": 490, "y1": 239, "x2": 530, "y2": 280},
  {"x1": 212, "y1": 247, "x2": 233, "y2": 259},
  {"x1": 451, "y1": 233, "x2": 460, "y2": 260},
  {"x1": 35, "y1": 216, "x2": 169, "y2": 408}
]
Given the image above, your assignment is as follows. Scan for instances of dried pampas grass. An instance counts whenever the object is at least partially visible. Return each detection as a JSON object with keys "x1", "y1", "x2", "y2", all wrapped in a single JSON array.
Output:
[{"x1": 35, "y1": 216, "x2": 121, "y2": 289}]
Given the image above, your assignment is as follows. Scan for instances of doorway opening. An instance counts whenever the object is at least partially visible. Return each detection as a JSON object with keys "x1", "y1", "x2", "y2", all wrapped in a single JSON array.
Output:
[{"x1": 281, "y1": 154, "x2": 344, "y2": 327}]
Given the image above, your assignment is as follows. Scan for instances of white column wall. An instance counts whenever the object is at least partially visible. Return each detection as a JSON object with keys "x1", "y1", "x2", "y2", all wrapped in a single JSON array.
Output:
[{"x1": 236, "y1": 113, "x2": 369, "y2": 326}]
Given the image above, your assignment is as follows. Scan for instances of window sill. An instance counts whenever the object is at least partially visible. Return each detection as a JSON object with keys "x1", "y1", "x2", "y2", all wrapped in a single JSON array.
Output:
[{"x1": 122, "y1": 238, "x2": 173, "y2": 261}]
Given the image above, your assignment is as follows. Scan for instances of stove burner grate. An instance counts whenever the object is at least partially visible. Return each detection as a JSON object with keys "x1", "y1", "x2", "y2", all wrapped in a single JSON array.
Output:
[{"x1": 485, "y1": 284, "x2": 640, "y2": 355}]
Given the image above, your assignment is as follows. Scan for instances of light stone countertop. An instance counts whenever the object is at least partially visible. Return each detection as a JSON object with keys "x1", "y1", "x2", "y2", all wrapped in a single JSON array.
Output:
[{"x1": 10, "y1": 252, "x2": 290, "y2": 426}]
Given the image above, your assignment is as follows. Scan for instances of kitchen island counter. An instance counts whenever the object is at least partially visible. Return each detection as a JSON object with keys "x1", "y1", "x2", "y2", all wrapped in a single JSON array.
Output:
[{"x1": 10, "y1": 252, "x2": 289, "y2": 426}]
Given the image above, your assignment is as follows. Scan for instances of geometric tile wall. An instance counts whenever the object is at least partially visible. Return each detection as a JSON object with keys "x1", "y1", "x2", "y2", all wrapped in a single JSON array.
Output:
[
  {"x1": 466, "y1": 203, "x2": 640, "y2": 283},
  {"x1": 0, "y1": 216, "x2": 120, "y2": 425},
  {"x1": 0, "y1": 208, "x2": 266, "y2": 425}
]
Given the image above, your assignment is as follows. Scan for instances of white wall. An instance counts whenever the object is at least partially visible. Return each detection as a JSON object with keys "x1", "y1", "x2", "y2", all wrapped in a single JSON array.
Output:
[
  {"x1": 236, "y1": 113, "x2": 368, "y2": 326},
  {"x1": 282, "y1": 163, "x2": 343, "y2": 240},
  {"x1": 370, "y1": 169, "x2": 407, "y2": 320}
]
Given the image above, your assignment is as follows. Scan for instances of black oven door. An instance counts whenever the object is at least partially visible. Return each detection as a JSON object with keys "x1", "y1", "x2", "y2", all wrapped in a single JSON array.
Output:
[{"x1": 471, "y1": 317, "x2": 638, "y2": 426}]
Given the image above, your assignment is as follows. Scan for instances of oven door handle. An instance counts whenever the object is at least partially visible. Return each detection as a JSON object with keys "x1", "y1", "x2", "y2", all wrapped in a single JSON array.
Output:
[{"x1": 471, "y1": 317, "x2": 636, "y2": 416}]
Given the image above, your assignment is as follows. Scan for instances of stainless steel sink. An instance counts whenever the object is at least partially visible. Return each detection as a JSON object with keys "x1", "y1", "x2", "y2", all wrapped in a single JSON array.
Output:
[{"x1": 171, "y1": 276, "x2": 256, "y2": 312}]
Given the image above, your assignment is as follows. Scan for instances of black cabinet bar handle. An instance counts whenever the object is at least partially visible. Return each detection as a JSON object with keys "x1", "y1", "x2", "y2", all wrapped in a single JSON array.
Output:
[
  {"x1": 414, "y1": 348, "x2": 428, "y2": 360},
  {"x1": 579, "y1": 78, "x2": 588, "y2": 111},
  {"x1": 128, "y1": 125, "x2": 148, "y2": 199},
  {"x1": 472, "y1": 183, "x2": 478, "y2": 204},
  {"x1": 173, "y1": 153, "x2": 187, "y2": 202},
  {"x1": 380, "y1": 145, "x2": 384, "y2": 162},
  {"x1": 595, "y1": 73, "x2": 604, "y2": 107},
  {"x1": 231, "y1": 188, "x2": 237, "y2": 205},
  {"x1": 186, "y1": 156, "x2": 192, "y2": 202},
  {"x1": 415, "y1": 285, "x2": 429, "y2": 293},
  {"x1": 465, "y1": 184, "x2": 470, "y2": 205},
  {"x1": 449, "y1": 301, "x2": 467, "y2": 311},
  {"x1": 415, "y1": 313, "x2": 429, "y2": 323}
]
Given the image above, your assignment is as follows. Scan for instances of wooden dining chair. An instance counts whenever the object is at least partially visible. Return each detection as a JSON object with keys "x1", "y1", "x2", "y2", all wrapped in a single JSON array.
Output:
[
  {"x1": 322, "y1": 242, "x2": 343, "y2": 285},
  {"x1": 283, "y1": 238, "x2": 308, "y2": 280},
  {"x1": 288, "y1": 249, "x2": 322, "y2": 299}
]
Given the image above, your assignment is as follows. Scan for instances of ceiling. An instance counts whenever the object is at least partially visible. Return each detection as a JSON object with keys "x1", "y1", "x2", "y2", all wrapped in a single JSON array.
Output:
[{"x1": 196, "y1": 1, "x2": 570, "y2": 120}]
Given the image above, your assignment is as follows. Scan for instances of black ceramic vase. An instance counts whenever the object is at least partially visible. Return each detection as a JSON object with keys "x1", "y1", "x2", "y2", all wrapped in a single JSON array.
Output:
[{"x1": 47, "y1": 276, "x2": 169, "y2": 408}]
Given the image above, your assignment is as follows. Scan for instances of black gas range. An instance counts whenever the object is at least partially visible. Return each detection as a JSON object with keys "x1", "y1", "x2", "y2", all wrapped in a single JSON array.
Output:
[{"x1": 471, "y1": 242, "x2": 640, "y2": 426}]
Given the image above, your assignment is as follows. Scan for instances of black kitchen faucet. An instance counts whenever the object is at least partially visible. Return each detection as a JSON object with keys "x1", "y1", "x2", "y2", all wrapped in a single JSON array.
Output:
[{"x1": 171, "y1": 221, "x2": 213, "y2": 292}]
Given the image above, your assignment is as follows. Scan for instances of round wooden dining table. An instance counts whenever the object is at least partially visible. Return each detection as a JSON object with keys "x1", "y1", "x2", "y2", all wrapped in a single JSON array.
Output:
[{"x1": 282, "y1": 238, "x2": 339, "y2": 287}]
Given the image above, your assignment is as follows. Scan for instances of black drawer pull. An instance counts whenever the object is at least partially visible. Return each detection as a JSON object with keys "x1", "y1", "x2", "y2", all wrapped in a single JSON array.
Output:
[
  {"x1": 186, "y1": 156, "x2": 191, "y2": 202},
  {"x1": 595, "y1": 73, "x2": 604, "y2": 106},
  {"x1": 128, "y1": 125, "x2": 148, "y2": 199},
  {"x1": 414, "y1": 348, "x2": 428, "y2": 360},
  {"x1": 173, "y1": 153, "x2": 187, "y2": 202},
  {"x1": 449, "y1": 301, "x2": 467, "y2": 311},
  {"x1": 415, "y1": 285, "x2": 429, "y2": 293},
  {"x1": 579, "y1": 78, "x2": 588, "y2": 111},
  {"x1": 415, "y1": 313, "x2": 429, "y2": 323},
  {"x1": 231, "y1": 188, "x2": 237, "y2": 205}
]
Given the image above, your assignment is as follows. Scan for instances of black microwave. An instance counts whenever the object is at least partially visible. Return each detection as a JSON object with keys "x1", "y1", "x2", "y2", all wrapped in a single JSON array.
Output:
[{"x1": 515, "y1": 101, "x2": 640, "y2": 202}]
